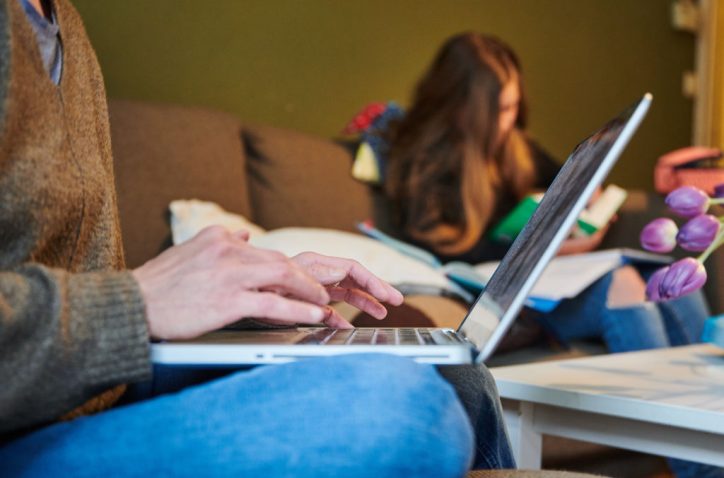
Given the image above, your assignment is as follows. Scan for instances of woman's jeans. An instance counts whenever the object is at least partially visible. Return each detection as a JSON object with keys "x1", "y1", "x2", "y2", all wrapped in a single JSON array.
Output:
[
  {"x1": 546, "y1": 270, "x2": 723, "y2": 478},
  {"x1": 1, "y1": 353, "x2": 514, "y2": 477}
]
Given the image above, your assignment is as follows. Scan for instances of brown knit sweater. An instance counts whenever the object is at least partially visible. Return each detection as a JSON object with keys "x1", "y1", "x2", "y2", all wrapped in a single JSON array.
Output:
[{"x1": 0, "y1": 0, "x2": 151, "y2": 435}]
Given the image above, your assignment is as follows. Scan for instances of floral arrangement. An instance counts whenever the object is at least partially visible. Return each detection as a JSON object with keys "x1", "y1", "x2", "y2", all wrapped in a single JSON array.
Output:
[{"x1": 640, "y1": 184, "x2": 724, "y2": 301}]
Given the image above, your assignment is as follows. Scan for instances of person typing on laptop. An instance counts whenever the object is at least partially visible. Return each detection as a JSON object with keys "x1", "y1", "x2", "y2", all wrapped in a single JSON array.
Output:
[{"x1": 0, "y1": 1, "x2": 517, "y2": 475}]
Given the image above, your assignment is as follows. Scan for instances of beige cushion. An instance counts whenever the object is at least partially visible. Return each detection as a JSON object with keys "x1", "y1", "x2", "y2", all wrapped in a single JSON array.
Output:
[
  {"x1": 243, "y1": 123, "x2": 372, "y2": 232},
  {"x1": 110, "y1": 99, "x2": 252, "y2": 268},
  {"x1": 400, "y1": 295, "x2": 468, "y2": 328}
]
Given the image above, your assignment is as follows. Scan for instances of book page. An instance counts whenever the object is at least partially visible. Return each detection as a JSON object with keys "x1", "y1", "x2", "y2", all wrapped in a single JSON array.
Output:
[{"x1": 472, "y1": 248, "x2": 665, "y2": 302}]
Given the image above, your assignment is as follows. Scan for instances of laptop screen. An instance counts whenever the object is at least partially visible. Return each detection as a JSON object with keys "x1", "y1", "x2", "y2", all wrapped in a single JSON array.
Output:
[{"x1": 460, "y1": 94, "x2": 652, "y2": 361}]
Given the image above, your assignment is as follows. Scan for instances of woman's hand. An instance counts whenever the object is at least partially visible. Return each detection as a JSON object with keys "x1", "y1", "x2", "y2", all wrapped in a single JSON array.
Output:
[
  {"x1": 558, "y1": 223, "x2": 609, "y2": 255},
  {"x1": 557, "y1": 186, "x2": 615, "y2": 255}
]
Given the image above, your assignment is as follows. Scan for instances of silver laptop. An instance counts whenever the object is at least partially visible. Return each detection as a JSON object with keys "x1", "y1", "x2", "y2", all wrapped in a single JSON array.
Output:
[{"x1": 152, "y1": 93, "x2": 652, "y2": 366}]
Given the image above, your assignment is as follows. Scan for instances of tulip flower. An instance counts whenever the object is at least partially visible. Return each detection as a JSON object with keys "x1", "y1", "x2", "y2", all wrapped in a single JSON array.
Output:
[
  {"x1": 676, "y1": 214, "x2": 721, "y2": 252},
  {"x1": 640, "y1": 218, "x2": 678, "y2": 253},
  {"x1": 665, "y1": 186, "x2": 711, "y2": 218},
  {"x1": 643, "y1": 185, "x2": 724, "y2": 301},
  {"x1": 652, "y1": 257, "x2": 708, "y2": 301},
  {"x1": 645, "y1": 267, "x2": 668, "y2": 301}
]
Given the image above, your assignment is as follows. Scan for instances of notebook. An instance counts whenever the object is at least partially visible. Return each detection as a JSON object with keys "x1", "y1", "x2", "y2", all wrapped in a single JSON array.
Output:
[{"x1": 151, "y1": 93, "x2": 652, "y2": 366}]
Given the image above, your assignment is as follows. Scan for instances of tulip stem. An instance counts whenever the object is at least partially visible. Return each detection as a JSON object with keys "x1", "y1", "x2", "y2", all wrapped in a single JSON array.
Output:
[
  {"x1": 698, "y1": 227, "x2": 724, "y2": 262},
  {"x1": 711, "y1": 198, "x2": 724, "y2": 205}
]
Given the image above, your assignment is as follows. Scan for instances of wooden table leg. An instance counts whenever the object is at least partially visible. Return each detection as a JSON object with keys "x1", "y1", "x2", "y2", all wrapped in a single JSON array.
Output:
[{"x1": 501, "y1": 398, "x2": 542, "y2": 469}]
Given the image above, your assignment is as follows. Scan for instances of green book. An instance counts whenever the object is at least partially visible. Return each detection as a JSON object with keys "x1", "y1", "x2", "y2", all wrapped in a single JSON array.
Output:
[
  {"x1": 489, "y1": 184, "x2": 628, "y2": 243},
  {"x1": 489, "y1": 194, "x2": 543, "y2": 243}
]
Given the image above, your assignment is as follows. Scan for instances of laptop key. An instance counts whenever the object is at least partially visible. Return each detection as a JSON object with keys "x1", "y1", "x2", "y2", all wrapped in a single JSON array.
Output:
[
  {"x1": 398, "y1": 328, "x2": 422, "y2": 345},
  {"x1": 374, "y1": 328, "x2": 396, "y2": 345},
  {"x1": 297, "y1": 328, "x2": 337, "y2": 344},
  {"x1": 418, "y1": 329, "x2": 437, "y2": 345},
  {"x1": 324, "y1": 329, "x2": 355, "y2": 345},
  {"x1": 350, "y1": 329, "x2": 376, "y2": 344}
]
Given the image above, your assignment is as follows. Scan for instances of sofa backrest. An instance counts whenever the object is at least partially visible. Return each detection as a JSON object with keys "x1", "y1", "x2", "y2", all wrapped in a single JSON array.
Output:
[
  {"x1": 110, "y1": 99, "x2": 374, "y2": 269},
  {"x1": 242, "y1": 123, "x2": 372, "y2": 232},
  {"x1": 110, "y1": 99, "x2": 253, "y2": 268}
]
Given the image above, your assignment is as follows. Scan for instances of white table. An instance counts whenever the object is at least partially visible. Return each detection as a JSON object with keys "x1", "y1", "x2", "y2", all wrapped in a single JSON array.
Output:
[{"x1": 491, "y1": 344, "x2": 724, "y2": 468}]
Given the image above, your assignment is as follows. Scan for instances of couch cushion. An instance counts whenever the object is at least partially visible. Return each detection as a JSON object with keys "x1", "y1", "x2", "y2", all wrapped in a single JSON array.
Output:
[
  {"x1": 109, "y1": 99, "x2": 252, "y2": 268},
  {"x1": 243, "y1": 123, "x2": 372, "y2": 232}
]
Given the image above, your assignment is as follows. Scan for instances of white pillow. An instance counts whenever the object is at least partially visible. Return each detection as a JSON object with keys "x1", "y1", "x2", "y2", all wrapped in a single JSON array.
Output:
[
  {"x1": 169, "y1": 199, "x2": 266, "y2": 245},
  {"x1": 168, "y1": 199, "x2": 456, "y2": 295}
]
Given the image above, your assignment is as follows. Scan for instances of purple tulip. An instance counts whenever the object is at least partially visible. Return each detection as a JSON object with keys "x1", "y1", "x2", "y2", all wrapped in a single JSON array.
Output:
[
  {"x1": 645, "y1": 267, "x2": 668, "y2": 301},
  {"x1": 656, "y1": 257, "x2": 707, "y2": 300},
  {"x1": 676, "y1": 214, "x2": 720, "y2": 251},
  {"x1": 665, "y1": 186, "x2": 711, "y2": 218},
  {"x1": 640, "y1": 218, "x2": 678, "y2": 253},
  {"x1": 714, "y1": 183, "x2": 724, "y2": 199}
]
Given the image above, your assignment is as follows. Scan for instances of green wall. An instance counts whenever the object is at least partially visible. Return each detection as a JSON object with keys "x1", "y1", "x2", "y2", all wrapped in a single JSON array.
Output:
[{"x1": 72, "y1": 0, "x2": 694, "y2": 190}]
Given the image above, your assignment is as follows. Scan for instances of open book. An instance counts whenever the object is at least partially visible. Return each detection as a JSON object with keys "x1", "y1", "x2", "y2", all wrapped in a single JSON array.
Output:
[
  {"x1": 168, "y1": 199, "x2": 471, "y2": 301},
  {"x1": 357, "y1": 221, "x2": 671, "y2": 312},
  {"x1": 490, "y1": 184, "x2": 628, "y2": 243},
  {"x1": 169, "y1": 199, "x2": 670, "y2": 313}
]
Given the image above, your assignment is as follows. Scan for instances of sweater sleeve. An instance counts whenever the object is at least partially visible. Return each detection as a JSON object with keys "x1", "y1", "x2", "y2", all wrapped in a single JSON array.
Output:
[{"x1": 0, "y1": 264, "x2": 151, "y2": 434}]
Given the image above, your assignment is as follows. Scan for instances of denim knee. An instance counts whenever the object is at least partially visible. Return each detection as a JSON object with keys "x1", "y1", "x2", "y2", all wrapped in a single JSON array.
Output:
[
  {"x1": 657, "y1": 290, "x2": 710, "y2": 345},
  {"x1": 178, "y1": 354, "x2": 475, "y2": 477},
  {"x1": 0, "y1": 355, "x2": 474, "y2": 478},
  {"x1": 292, "y1": 354, "x2": 475, "y2": 477},
  {"x1": 601, "y1": 302, "x2": 669, "y2": 352},
  {"x1": 437, "y1": 363, "x2": 515, "y2": 469}
]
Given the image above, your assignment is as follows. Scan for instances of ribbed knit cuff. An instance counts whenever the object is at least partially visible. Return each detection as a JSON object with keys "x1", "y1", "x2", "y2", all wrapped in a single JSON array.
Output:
[{"x1": 67, "y1": 271, "x2": 151, "y2": 388}]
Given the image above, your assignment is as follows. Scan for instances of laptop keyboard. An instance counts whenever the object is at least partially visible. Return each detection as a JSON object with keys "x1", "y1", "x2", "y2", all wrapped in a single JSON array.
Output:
[{"x1": 296, "y1": 328, "x2": 436, "y2": 346}]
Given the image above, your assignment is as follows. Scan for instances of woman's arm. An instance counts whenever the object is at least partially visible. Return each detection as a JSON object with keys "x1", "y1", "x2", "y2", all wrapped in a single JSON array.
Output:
[{"x1": 557, "y1": 223, "x2": 609, "y2": 255}]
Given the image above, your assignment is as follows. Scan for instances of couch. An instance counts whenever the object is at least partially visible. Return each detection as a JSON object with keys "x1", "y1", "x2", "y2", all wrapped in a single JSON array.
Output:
[{"x1": 109, "y1": 98, "x2": 719, "y2": 477}]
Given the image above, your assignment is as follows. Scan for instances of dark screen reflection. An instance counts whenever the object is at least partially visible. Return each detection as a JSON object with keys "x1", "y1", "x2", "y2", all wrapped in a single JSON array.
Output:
[{"x1": 460, "y1": 97, "x2": 645, "y2": 349}]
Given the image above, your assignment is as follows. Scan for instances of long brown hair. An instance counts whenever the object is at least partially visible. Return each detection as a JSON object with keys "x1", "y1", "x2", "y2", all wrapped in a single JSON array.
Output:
[{"x1": 386, "y1": 32, "x2": 536, "y2": 256}]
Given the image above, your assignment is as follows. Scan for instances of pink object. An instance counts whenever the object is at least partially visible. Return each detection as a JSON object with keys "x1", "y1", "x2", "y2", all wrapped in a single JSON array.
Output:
[{"x1": 654, "y1": 146, "x2": 724, "y2": 195}]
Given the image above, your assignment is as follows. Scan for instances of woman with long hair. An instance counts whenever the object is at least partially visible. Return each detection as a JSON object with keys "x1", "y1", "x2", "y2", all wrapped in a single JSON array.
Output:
[
  {"x1": 371, "y1": 32, "x2": 718, "y2": 478},
  {"x1": 385, "y1": 32, "x2": 561, "y2": 262}
]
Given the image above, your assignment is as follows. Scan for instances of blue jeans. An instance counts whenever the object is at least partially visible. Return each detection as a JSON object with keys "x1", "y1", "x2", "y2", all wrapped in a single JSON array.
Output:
[
  {"x1": 545, "y1": 270, "x2": 722, "y2": 478},
  {"x1": 546, "y1": 270, "x2": 710, "y2": 352},
  {"x1": 437, "y1": 364, "x2": 516, "y2": 469},
  {"x1": 1, "y1": 354, "x2": 512, "y2": 477}
]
